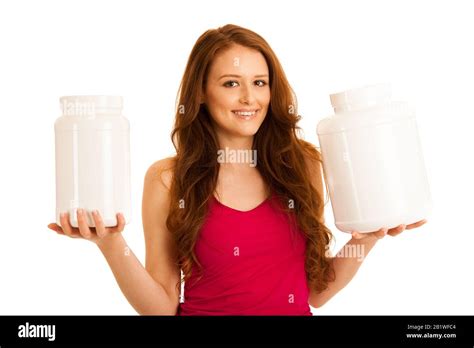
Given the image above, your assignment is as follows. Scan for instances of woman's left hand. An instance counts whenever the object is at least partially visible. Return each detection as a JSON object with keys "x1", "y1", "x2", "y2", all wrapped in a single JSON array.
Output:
[{"x1": 351, "y1": 219, "x2": 428, "y2": 240}]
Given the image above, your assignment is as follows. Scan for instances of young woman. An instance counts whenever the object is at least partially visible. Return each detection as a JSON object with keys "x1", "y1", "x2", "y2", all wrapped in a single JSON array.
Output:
[{"x1": 47, "y1": 24, "x2": 427, "y2": 316}]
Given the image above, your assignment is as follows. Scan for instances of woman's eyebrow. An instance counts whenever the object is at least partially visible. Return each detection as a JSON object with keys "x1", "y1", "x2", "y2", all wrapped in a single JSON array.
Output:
[{"x1": 218, "y1": 74, "x2": 269, "y2": 80}]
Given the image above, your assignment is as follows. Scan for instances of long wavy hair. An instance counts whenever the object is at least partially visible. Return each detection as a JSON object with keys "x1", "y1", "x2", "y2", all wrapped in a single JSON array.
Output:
[{"x1": 166, "y1": 24, "x2": 335, "y2": 297}]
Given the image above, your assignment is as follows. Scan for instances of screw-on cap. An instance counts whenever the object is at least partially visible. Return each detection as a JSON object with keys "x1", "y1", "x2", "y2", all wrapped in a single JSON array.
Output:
[
  {"x1": 60, "y1": 95, "x2": 123, "y2": 116},
  {"x1": 330, "y1": 84, "x2": 391, "y2": 113}
]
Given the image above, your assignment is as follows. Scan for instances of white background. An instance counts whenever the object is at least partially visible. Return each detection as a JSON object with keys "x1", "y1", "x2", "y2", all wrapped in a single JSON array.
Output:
[{"x1": 0, "y1": 0, "x2": 472, "y2": 315}]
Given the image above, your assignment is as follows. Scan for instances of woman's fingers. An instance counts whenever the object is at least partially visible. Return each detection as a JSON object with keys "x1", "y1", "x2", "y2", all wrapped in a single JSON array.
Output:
[
  {"x1": 351, "y1": 227, "x2": 387, "y2": 240},
  {"x1": 374, "y1": 227, "x2": 387, "y2": 239},
  {"x1": 53, "y1": 210, "x2": 125, "y2": 242},
  {"x1": 351, "y1": 231, "x2": 364, "y2": 239},
  {"x1": 109, "y1": 213, "x2": 125, "y2": 233},
  {"x1": 60, "y1": 212, "x2": 77, "y2": 237},
  {"x1": 47, "y1": 223, "x2": 64, "y2": 234},
  {"x1": 76, "y1": 209, "x2": 92, "y2": 239},
  {"x1": 92, "y1": 210, "x2": 106, "y2": 238},
  {"x1": 406, "y1": 219, "x2": 427, "y2": 230},
  {"x1": 350, "y1": 220, "x2": 427, "y2": 240},
  {"x1": 387, "y1": 224, "x2": 406, "y2": 236},
  {"x1": 47, "y1": 223, "x2": 58, "y2": 231}
]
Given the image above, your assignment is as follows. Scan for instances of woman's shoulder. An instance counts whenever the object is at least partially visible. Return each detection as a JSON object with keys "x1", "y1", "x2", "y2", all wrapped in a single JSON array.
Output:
[{"x1": 145, "y1": 156, "x2": 177, "y2": 191}]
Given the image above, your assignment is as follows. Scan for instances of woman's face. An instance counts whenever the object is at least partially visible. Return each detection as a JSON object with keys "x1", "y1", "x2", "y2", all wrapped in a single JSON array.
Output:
[{"x1": 202, "y1": 44, "x2": 270, "y2": 142}]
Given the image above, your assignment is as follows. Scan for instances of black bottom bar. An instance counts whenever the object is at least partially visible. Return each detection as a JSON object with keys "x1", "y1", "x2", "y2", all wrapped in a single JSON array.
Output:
[{"x1": 0, "y1": 315, "x2": 473, "y2": 346}]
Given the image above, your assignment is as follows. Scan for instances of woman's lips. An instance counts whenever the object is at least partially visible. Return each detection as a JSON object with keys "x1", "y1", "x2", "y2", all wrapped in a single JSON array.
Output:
[{"x1": 232, "y1": 109, "x2": 259, "y2": 120}]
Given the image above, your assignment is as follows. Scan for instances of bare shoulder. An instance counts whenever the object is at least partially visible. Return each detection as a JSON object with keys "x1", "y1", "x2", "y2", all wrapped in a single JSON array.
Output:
[
  {"x1": 144, "y1": 157, "x2": 176, "y2": 191},
  {"x1": 142, "y1": 156, "x2": 180, "y2": 312}
]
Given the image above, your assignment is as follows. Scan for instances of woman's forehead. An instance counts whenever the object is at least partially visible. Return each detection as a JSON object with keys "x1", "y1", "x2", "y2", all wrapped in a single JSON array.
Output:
[{"x1": 208, "y1": 45, "x2": 269, "y2": 78}]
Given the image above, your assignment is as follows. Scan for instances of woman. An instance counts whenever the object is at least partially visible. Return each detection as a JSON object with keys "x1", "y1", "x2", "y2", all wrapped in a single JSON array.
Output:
[{"x1": 47, "y1": 24, "x2": 427, "y2": 315}]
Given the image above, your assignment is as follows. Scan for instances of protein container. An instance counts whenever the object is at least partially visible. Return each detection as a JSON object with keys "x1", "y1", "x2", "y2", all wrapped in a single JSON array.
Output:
[
  {"x1": 317, "y1": 84, "x2": 432, "y2": 233},
  {"x1": 54, "y1": 95, "x2": 131, "y2": 228}
]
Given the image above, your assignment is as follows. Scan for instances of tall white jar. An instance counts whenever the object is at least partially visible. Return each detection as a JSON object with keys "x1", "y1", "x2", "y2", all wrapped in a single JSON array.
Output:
[
  {"x1": 317, "y1": 84, "x2": 432, "y2": 233},
  {"x1": 55, "y1": 96, "x2": 131, "y2": 228}
]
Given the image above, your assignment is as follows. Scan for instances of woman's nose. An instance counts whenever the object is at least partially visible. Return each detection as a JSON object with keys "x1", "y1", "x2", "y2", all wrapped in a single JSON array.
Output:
[{"x1": 239, "y1": 85, "x2": 256, "y2": 104}]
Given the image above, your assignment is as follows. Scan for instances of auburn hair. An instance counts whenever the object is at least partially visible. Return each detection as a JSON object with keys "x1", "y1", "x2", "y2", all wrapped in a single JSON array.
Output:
[{"x1": 166, "y1": 24, "x2": 335, "y2": 297}]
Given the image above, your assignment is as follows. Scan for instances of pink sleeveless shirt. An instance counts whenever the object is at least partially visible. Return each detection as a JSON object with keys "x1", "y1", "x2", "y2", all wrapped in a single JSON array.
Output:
[{"x1": 177, "y1": 191, "x2": 313, "y2": 316}]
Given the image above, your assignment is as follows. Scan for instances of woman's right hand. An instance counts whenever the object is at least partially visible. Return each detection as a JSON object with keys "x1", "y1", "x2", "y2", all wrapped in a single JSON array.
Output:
[{"x1": 47, "y1": 209, "x2": 125, "y2": 246}]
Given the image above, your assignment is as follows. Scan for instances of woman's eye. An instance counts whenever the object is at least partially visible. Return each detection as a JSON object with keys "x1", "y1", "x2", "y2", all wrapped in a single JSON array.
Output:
[
  {"x1": 223, "y1": 81, "x2": 239, "y2": 87},
  {"x1": 223, "y1": 80, "x2": 268, "y2": 88}
]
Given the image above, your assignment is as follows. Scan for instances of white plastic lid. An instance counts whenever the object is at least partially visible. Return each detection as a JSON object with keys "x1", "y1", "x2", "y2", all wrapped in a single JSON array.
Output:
[
  {"x1": 60, "y1": 95, "x2": 123, "y2": 116},
  {"x1": 330, "y1": 84, "x2": 391, "y2": 113}
]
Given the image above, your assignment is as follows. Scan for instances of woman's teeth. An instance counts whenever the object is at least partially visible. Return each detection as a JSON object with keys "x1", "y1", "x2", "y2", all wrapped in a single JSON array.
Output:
[{"x1": 233, "y1": 110, "x2": 257, "y2": 120}]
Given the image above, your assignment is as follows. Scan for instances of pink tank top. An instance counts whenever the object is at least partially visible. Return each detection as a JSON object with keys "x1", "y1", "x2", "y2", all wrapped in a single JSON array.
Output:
[{"x1": 177, "y1": 191, "x2": 312, "y2": 316}]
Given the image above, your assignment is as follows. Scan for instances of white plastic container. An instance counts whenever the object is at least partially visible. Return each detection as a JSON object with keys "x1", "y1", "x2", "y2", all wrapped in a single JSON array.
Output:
[
  {"x1": 55, "y1": 95, "x2": 131, "y2": 228},
  {"x1": 317, "y1": 84, "x2": 431, "y2": 233}
]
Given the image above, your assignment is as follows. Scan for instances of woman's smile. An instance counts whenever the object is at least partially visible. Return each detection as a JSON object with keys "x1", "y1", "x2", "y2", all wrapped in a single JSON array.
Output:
[{"x1": 232, "y1": 109, "x2": 260, "y2": 120}]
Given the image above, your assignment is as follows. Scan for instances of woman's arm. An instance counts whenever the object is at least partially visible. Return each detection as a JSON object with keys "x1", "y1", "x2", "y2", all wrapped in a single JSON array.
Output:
[
  {"x1": 308, "y1": 219, "x2": 425, "y2": 308},
  {"x1": 97, "y1": 233, "x2": 177, "y2": 315},
  {"x1": 304, "y1": 149, "x2": 379, "y2": 307},
  {"x1": 304, "y1": 148, "x2": 426, "y2": 308},
  {"x1": 49, "y1": 158, "x2": 181, "y2": 315},
  {"x1": 308, "y1": 236, "x2": 379, "y2": 308},
  {"x1": 96, "y1": 158, "x2": 180, "y2": 315}
]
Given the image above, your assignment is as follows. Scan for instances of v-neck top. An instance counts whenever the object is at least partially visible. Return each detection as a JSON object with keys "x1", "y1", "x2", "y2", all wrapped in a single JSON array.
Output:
[{"x1": 177, "y1": 191, "x2": 312, "y2": 316}]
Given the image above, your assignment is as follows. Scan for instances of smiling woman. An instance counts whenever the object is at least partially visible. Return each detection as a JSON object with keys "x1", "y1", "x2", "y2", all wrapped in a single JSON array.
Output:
[
  {"x1": 201, "y1": 45, "x2": 270, "y2": 132},
  {"x1": 46, "y1": 21, "x2": 430, "y2": 317},
  {"x1": 165, "y1": 24, "x2": 336, "y2": 315},
  {"x1": 49, "y1": 23, "x2": 398, "y2": 317}
]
